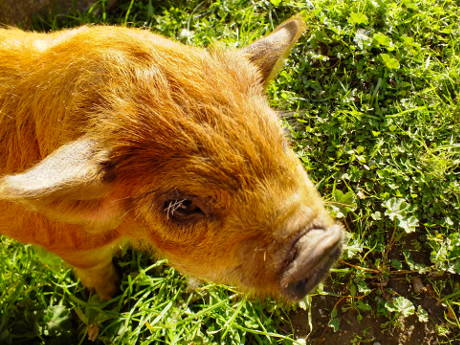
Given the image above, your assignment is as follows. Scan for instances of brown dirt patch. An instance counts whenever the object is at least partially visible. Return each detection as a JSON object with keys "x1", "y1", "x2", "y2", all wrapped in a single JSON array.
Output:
[{"x1": 286, "y1": 275, "x2": 450, "y2": 345}]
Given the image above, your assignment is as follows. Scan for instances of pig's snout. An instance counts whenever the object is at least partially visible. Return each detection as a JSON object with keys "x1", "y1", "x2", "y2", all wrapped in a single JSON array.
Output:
[{"x1": 280, "y1": 225, "x2": 343, "y2": 300}]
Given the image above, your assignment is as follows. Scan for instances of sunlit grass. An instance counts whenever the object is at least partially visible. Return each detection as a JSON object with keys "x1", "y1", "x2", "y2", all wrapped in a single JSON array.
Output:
[{"x1": 1, "y1": 0, "x2": 459, "y2": 344}]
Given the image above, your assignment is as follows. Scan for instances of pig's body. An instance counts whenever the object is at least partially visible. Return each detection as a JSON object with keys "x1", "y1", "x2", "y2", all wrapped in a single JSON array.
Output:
[{"x1": 0, "y1": 19, "x2": 343, "y2": 300}]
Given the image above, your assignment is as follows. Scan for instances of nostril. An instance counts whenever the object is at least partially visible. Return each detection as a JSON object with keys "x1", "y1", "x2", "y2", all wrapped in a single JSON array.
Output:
[
  {"x1": 285, "y1": 278, "x2": 310, "y2": 300},
  {"x1": 281, "y1": 225, "x2": 343, "y2": 300},
  {"x1": 282, "y1": 245, "x2": 342, "y2": 300}
]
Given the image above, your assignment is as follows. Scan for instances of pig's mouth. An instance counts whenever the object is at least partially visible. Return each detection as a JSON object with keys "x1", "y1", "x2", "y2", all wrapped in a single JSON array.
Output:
[{"x1": 280, "y1": 224, "x2": 343, "y2": 300}]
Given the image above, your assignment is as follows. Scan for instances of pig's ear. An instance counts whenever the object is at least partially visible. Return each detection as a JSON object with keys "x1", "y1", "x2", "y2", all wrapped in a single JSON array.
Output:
[
  {"x1": 242, "y1": 14, "x2": 306, "y2": 86},
  {"x1": 0, "y1": 138, "x2": 122, "y2": 230}
]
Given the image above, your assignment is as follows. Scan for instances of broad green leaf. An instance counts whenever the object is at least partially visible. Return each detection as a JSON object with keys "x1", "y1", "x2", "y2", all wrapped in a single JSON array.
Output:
[
  {"x1": 398, "y1": 215, "x2": 419, "y2": 233},
  {"x1": 417, "y1": 306, "x2": 429, "y2": 323},
  {"x1": 269, "y1": 0, "x2": 282, "y2": 6},
  {"x1": 385, "y1": 296, "x2": 416, "y2": 318},
  {"x1": 348, "y1": 12, "x2": 368, "y2": 25},
  {"x1": 380, "y1": 53, "x2": 400, "y2": 69},
  {"x1": 373, "y1": 32, "x2": 392, "y2": 47}
]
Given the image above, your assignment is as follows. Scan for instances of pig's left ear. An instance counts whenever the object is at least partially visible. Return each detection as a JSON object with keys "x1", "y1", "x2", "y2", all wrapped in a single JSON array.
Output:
[
  {"x1": 0, "y1": 138, "x2": 122, "y2": 231},
  {"x1": 242, "y1": 14, "x2": 306, "y2": 86}
]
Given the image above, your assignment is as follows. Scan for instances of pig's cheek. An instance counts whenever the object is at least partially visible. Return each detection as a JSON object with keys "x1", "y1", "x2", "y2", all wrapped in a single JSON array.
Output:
[{"x1": 232, "y1": 237, "x2": 282, "y2": 285}]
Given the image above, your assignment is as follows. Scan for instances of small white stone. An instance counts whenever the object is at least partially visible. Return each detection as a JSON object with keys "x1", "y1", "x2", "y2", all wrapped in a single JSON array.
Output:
[{"x1": 179, "y1": 28, "x2": 193, "y2": 40}]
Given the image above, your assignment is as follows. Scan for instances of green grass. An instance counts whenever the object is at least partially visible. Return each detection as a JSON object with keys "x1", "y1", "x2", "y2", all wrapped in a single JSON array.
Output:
[{"x1": 1, "y1": 0, "x2": 459, "y2": 344}]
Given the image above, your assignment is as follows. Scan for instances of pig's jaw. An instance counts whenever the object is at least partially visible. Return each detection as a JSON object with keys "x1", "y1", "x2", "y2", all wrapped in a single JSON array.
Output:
[{"x1": 145, "y1": 221, "x2": 343, "y2": 301}]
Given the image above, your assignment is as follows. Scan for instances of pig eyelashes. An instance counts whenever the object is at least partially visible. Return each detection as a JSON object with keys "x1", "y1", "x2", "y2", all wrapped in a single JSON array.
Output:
[{"x1": 162, "y1": 198, "x2": 205, "y2": 224}]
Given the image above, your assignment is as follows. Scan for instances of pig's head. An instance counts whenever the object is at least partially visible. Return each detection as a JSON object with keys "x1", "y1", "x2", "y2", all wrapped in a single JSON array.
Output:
[{"x1": 0, "y1": 15, "x2": 343, "y2": 300}]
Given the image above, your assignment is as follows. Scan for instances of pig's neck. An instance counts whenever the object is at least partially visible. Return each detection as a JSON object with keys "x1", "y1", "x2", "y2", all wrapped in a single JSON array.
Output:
[{"x1": 0, "y1": 27, "x2": 100, "y2": 175}]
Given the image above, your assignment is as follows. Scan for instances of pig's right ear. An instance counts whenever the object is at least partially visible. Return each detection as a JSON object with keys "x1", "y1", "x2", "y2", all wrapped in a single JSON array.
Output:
[
  {"x1": 0, "y1": 138, "x2": 122, "y2": 231},
  {"x1": 242, "y1": 14, "x2": 306, "y2": 86}
]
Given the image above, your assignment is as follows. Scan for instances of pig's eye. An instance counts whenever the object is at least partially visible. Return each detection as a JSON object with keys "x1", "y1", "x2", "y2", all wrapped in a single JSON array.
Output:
[{"x1": 163, "y1": 199, "x2": 204, "y2": 223}]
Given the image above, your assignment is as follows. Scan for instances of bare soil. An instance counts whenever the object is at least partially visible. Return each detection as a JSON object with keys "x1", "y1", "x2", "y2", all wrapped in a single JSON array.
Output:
[{"x1": 287, "y1": 275, "x2": 450, "y2": 345}]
